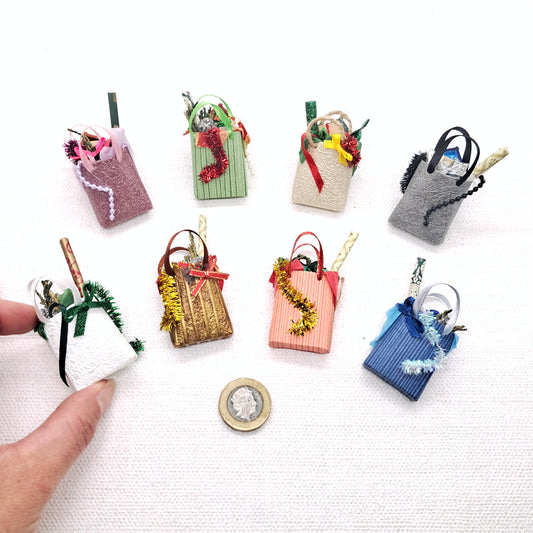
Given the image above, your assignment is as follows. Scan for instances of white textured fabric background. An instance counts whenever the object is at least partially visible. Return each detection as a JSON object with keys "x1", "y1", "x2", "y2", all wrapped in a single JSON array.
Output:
[{"x1": 1, "y1": 1, "x2": 532, "y2": 531}]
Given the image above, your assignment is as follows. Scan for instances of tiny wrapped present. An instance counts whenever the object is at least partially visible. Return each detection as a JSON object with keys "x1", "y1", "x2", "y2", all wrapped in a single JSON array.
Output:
[
  {"x1": 157, "y1": 225, "x2": 233, "y2": 347},
  {"x1": 389, "y1": 126, "x2": 507, "y2": 245},
  {"x1": 269, "y1": 231, "x2": 357, "y2": 354},
  {"x1": 292, "y1": 101, "x2": 368, "y2": 212},
  {"x1": 32, "y1": 239, "x2": 142, "y2": 390},
  {"x1": 363, "y1": 277, "x2": 462, "y2": 401},
  {"x1": 64, "y1": 125, "x2": 152, "y2": 228},
  {"x1": 183, "y1": 92, "x2": 250, "y2": 200}
]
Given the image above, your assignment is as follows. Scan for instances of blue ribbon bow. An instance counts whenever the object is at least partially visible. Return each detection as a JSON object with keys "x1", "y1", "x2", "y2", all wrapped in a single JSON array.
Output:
[{"x1": 396, "y1": 297, "x2": 424, "y2": 338}]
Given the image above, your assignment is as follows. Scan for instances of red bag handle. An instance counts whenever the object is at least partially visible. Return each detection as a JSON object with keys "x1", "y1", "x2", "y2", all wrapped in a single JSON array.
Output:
[
  {"x1": 158, "y1": 230, "x2": 209, "y2": 276},
  {"x1": 288, "y1": 232, "x2": 324, "y2": 280}
]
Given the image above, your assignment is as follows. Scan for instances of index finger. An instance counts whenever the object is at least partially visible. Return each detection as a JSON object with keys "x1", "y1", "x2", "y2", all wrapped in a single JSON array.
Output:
[{"x1": 0, "y1": 300, "x2": 39, "y2": 335}]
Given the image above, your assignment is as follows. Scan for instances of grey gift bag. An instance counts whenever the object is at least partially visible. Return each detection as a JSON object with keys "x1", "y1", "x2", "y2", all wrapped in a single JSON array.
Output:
[{"x1": 389, "y1": 127, "x2": 485, "y2": 245}]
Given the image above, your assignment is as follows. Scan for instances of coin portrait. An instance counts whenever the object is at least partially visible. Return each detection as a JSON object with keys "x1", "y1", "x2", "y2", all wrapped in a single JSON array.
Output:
[{"x1": 219, "y1": 378, "x2": 271, "y2": 432}]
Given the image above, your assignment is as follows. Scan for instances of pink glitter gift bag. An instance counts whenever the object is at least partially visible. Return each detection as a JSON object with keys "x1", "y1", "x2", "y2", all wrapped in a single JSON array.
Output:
[{"x1": 65, "y1": 126, "x2": 152, "y2": 228}]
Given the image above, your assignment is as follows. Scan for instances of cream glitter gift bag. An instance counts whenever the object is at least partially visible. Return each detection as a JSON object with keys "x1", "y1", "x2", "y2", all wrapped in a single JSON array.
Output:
[{"x1": 292, "y1": 103, "x2": 368, "y2": 212}]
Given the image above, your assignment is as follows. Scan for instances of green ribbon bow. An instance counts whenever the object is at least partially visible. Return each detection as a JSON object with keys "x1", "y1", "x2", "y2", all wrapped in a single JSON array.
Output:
[{"x1": 63, "y1": 282, "x2": 110, "y2": 337}]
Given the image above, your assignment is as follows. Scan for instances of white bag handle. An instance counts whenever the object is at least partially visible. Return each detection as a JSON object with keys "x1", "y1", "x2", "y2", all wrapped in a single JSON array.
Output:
[{"x1": 412, "y1": 283, "x2": 460, "y2": 336}]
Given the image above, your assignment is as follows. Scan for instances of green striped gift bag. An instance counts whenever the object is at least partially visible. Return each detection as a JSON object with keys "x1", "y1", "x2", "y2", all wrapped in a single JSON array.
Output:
[{"x1": 187, "y1": 94, "x2": 249, "y2": 200}]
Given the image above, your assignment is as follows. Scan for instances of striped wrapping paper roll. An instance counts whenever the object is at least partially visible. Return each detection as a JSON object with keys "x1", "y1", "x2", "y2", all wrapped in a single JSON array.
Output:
[
  {"x1": 363, "y1": 313, "x2": 456, "y2": 401},
  {"x1": 190, "y1": 132, "x2": 247, "y2": 199},
  {"x1": 269, "y1": 270, "x2": 337, "y2": 354}
]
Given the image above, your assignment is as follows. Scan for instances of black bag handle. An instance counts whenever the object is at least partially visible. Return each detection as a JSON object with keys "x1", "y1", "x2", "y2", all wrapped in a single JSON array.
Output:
[
  {"x1": 427, "y1": 130, "x2": 480, "y2": 186},
  {"x1": 431, "y1": 127, "x2": 473, "y2": 163}
]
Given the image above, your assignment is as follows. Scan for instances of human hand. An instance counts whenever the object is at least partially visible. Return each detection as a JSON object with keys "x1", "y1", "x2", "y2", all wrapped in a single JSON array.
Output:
[{"x1": 0, "y1": 299, "x2": 115, "y2": 532}]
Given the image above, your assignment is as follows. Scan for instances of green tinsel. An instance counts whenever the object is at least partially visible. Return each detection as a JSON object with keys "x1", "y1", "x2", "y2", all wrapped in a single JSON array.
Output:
[
  {"x1": 34, "y1": 321, "x2": 48, "y2": 340},
  {"x1": 129, "y1": 338, "x2": 145, "y2": 354},
  {"x1": 86, "y1": 280, "x2": 124, "y2": 332},
  {"x1": 34, "y1": 280, "x2": 145, "y2": 356}
]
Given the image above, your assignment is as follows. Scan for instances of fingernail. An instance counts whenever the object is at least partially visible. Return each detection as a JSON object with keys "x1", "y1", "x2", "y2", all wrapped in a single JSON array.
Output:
[{"x1": 96, "y1": 379, "x2": 116, "y2": 416}]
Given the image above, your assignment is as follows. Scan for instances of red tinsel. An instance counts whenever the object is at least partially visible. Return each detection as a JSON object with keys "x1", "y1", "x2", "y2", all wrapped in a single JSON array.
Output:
[
  {"x1": 341, "y1": 136, "x2": 361, "y2": 168},
  {"x1": 199, "y1": 127, "x2": 228, "y2": 183}
]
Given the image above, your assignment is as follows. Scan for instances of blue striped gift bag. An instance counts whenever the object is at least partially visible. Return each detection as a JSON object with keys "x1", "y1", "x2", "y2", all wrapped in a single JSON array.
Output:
[{"x1": 363, "y1": 284, "x2": 460, "y2": 401}]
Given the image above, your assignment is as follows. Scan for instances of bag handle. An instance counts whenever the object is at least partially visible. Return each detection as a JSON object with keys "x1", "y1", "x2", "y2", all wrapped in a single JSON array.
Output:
[
  {"x1": 160, "y1": 230, "x2": 209, "y2": 277},
  {"x1": 305, "y1": 111, "x2": 352, "y2": 149},
  {"x1": 431, "y1": 127, "x2": 473, "y2": 163},
  {"x1": 70, "y1": 125, "x2": 122, "y2": 159},
  {"x1": 288, "y1": 232, "x2": 324, "y2": 280},
  {"x1": 412, "y1": 282, "x2": 460, "y2": 336},
  {"x1": 188, "y1": 95, "x2": 234, "y2": 136},
  {"x1": 70, "y1": 125, "x2": 123, "y2": 172},
  {"x1": 427, "y1": 127, "x2": 481, "y2": 185},
  {"x1": 196, "y1": 94, "x2": 234, "y2": 116},
  {"x1": 324, "y1": 110, "x2": 352, "y2": 133}
]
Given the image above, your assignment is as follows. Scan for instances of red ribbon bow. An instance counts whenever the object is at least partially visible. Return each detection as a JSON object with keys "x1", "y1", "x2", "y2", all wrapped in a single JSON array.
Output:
[{"x1": 188, "y1": 256, "x2": 229, "y2": 297}]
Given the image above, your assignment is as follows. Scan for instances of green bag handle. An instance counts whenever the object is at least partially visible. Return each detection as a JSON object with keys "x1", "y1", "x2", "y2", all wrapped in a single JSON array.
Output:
[
  {"x1": 188, "y1": 94, "x2": 234, "y2": 138},
  {"x1": 196, "y1": 94, "x2": 233, "y2": 117}
]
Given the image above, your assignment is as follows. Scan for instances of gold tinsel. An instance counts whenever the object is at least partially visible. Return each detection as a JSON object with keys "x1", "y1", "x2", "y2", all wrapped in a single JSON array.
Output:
[
  {"x1": 157, "y1": 264, "x2": 185, "y2": 331},
  {"x1": 273, "y1": 258, "x2": 318, "y2": 336}
]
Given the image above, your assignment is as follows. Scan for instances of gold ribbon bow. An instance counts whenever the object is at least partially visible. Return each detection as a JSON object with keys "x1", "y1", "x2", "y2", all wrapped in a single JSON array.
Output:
[{"x1": 323, "y1": 134, "x2": 353, "y2": 166}]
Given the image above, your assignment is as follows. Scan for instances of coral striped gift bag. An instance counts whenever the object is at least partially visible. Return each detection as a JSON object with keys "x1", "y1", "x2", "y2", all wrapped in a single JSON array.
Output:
[{"x1": 269, "y1": 232, "x2": 339, "y2": 354}]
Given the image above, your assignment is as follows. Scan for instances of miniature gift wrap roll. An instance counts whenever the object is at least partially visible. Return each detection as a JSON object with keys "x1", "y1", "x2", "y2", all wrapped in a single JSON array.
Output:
[
  {"x1": 363, "y1": 282, "x2": 462, "y2": 401},
  {"x1": 157, "y1": 228, "x2": 233, "y2": 347},
  {"x1": 269, "y1": 231, "x2": 356, "y2": 354},
  {"x1": 183, "y1": 92, "x2": 250, "y2": 200},
  {"x1": 292, "y1": 103, "x2": 368, "y2": 212},
  {"x1": 64, "y1": 125, "x2": 152, "y2": 228},
  {"x1": 31, "y1": 240, "x2": 143, "y2": 390},
  {"x1": 389, "y1": 126, "x2": 507, "y2": 245}
]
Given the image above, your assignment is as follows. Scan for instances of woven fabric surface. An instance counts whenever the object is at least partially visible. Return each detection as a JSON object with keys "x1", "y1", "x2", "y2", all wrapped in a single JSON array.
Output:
[{"x1": 0, "y1": 2, "x2": 532, "y2": 532}]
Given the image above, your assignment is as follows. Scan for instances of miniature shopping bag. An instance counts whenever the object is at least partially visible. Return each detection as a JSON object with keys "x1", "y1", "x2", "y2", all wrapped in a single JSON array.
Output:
[
  {"x1": 389, "y1": 126, "x2": 488, "y2": 245},
  {"x1": 269, "y1": 231, "x2": 357, "y2": 354},
  {"x1": 64, "y1": 125, "x2": 152, "y2": 228},
  {"x1": 157, "y1": 228, "x2": 233, "y2": 347},
  {"x1": 183, "y1": 92, "x2": 250, "y2": 199},
  {"x1": 363, "y1": 276, "x2": 462, "y2": 401},
  {"x1": 32, "y1": 239, "x2": 143, "y2": 390},
  {"x1": 292, "y1": 102, "x2": 368, "y2": 212}
]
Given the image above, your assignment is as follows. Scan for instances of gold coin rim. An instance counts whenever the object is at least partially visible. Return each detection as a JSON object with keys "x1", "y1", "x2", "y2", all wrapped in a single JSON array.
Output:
[{"x1": 218, "y1": 377, "x2": 271, "y2": 432}]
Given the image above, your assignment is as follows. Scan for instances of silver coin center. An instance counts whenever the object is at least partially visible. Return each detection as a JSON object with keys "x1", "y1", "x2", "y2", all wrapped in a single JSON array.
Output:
[{"x1": 227, "y1": 386, "x2": 263, "y2": 422}]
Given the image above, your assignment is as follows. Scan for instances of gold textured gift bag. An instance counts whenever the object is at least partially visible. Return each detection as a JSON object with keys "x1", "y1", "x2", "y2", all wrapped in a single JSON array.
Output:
[{"x1": 157, "y1": 229, "x2": 233, "y2": 347}]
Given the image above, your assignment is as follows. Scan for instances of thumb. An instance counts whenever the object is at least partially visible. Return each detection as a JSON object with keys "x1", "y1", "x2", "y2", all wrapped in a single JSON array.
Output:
[{"x1": 18, "y1": 379, "x2": 116, "y2": 498}]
